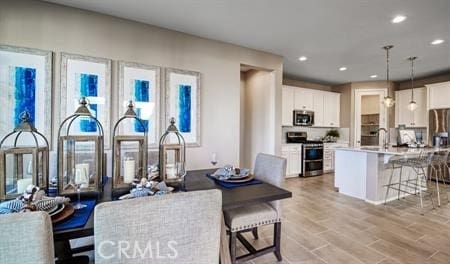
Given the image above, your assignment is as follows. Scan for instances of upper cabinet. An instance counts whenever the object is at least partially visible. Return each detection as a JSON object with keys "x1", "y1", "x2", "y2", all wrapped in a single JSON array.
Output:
[
  {"x1": 282, "y1": 85, "x2": 340, "y2": 127},
  {"x1": 282, "y1": 86, "x2": 295, "y2": 126},
  {"x1": 294, "y1": 88, "x2": 314, "y2": 110},
  {"x1": 395, "y1": 87, "x2": 427, "y2": 127},
  {"x1": 323, "y1": 92, "x2": 340, "y2": 127},
  {"x1": 313, "y1": 90, "x2": 324, "y2": 126},
  {"x1": 427, "y1": 81, "x2": 450, "y2": 110}
]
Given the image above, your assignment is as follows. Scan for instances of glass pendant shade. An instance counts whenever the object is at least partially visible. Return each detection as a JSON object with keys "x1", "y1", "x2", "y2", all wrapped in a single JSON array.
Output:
[
  {"x1": 408, "y1": 56, "x2": 418, "y2": 112},
  {"x1": 408, "y1": 101, "x2": 418, "y2": 111},
  {"x1": 383, "y1": 96, "x2": 395, "y2": 108},
  {"x1": 382, "y1": 45, "x2": 395, "y2": 108}
]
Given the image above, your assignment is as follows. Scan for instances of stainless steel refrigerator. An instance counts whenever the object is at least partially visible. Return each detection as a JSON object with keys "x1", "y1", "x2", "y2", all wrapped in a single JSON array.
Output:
[{"x1": 429, "y1": 109, "x2": 450, "y2": 182}]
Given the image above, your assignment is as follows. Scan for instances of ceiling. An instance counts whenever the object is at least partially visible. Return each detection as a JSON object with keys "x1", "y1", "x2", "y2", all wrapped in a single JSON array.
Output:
[{"x1": 44, "y1": 0, "x2": 450, "y2": 85}]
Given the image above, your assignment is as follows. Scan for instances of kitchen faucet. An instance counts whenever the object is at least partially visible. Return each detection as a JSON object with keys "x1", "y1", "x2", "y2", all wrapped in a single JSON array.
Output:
[{"x1": 376, "y1": 128, "x2": 389, "y2": 149}]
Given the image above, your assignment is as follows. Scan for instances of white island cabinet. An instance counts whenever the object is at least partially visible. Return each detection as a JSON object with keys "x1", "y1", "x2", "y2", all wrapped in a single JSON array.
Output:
[
  {"x1": 324, "y1": 142, "x2": 349, "y2": 172},
  {"x1": 334, "y1": 146, "x2": 431, "y2": 204}
]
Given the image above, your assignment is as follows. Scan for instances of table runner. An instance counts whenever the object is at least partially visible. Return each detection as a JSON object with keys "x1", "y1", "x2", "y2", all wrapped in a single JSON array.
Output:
[{"x1": 53, "y1": 199, "x2": 96, "y2": 231}]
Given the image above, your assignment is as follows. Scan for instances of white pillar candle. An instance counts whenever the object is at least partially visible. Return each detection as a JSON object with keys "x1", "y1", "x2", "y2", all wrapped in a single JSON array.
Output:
[
  {"x1": 166, "y1": 164, "x2": 176, "y2": 179},
  {"x1": 17, "y1": 178, "x2": 32, "y2": 194},
  {"x1": 124, "y1": 159, "x2": 135, "y2": 183}
]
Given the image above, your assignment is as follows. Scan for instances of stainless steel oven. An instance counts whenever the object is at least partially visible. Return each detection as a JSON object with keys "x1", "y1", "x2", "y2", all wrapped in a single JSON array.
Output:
[
  {"x1": 293, "y1": 110, "x2": 314, "y2": 126},
  {"x1": 302, "y1": 142, "x2": 323, "y2": 176},
  {"x1": 286, "y1": 132, "x2": 324, "y2": 177}
]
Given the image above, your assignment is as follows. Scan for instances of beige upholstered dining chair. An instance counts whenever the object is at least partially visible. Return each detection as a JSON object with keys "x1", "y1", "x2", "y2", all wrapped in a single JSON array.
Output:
[
  {"x1": 0, "y1": 211, "x2": 55, "y2": 264},
  {"x1": 224, "y1": 153, "x2": 286, "y2": 263},
  {"x1": 94, "y1": 189, "x2": 223, "y2": 264}
]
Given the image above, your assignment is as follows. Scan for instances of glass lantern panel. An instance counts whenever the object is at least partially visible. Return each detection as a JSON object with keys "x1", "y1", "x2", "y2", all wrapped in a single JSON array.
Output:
[
  {"x1": 4, "y1": 153, "x2": 34, "y2": 195},
  {"x1": 118, "y1": 141, "x2": 141, "y2": 186},
  {"x1": 164, "y1": 133, "x2": 183, "y2": 145},
  {"x1": 61, "y1": 140, "x2": 98, "y2": 193},
  {"x1": 164, "y1": 148, "x2": 181, "y2": 180}
]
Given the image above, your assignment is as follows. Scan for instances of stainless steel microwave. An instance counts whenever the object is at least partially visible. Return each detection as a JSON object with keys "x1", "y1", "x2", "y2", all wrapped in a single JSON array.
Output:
[{"x1": 293, "y1": 110, "x2": 314, "y2": 126}]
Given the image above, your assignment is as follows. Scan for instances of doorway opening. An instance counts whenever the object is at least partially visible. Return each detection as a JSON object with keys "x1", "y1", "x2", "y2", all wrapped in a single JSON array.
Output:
[
  {"x1": 240, "y1": 64, "x2": 276, "y2": 169},
  {"x1": 354, "y1": 89, "x2": 388, "y2": 147}
]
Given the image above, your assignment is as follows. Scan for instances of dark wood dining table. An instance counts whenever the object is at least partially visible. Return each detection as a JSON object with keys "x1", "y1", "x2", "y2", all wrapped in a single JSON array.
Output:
[{"x1": 53, "y1": 168, "x2": 292, "y2": 258}]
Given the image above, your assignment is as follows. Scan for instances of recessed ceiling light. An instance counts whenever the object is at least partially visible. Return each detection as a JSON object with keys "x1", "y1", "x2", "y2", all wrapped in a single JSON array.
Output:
[
  {"x1": 392, "y1": 15, "x2": 406, "y2": 23},
  {"x1": 298, "y1": 56, "x2": 308, "y2": 61},
  {"x1": 431, "y1": 39, "x2": 445, "y2": 45},
  {"x1": 370, "y1": 75, "x2": 378, "y2": 78},
  {"x1": 339, "y1": 67, "x2": 347, "y2": 71}
]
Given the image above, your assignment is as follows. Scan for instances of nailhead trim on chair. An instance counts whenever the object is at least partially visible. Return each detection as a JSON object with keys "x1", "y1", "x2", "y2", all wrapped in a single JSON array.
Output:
[{"x1": 230, "y1": 218, "x2": 281, "y2": 232}]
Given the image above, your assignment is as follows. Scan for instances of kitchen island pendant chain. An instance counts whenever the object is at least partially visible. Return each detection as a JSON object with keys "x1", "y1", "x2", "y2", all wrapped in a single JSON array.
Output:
[
  {"x1": 408, "y1": 56, "x2": 418, "y2": 111},
  {"x1": 383, "y1": 45, "x2": 395, "y2": 108}
]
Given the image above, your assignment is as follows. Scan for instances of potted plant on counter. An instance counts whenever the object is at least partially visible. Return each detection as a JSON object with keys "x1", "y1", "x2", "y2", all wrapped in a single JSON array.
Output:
[{"x1": 324, "y1": 129, "x2": 340, "y2": 142}]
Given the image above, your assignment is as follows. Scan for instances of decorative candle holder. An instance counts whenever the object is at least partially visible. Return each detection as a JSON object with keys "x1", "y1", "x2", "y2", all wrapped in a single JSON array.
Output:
[
  {"x1": 0, "y1": 111, "x2": 49, "y2": 200},
  {"x1": 57, "y1": 98, "x2": 104, "y2": 196},
  {"x1": 159, "y1": 118, "x2": 186, "y2": 185},
  {"x1": 112, "y1": 101, "x2": 147, "y2": 196}
]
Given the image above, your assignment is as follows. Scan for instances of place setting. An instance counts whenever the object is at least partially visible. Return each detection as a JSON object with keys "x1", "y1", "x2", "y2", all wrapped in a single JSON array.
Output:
[{"x1": 206, "y1": 154, "x2": 262, "y2": 188}]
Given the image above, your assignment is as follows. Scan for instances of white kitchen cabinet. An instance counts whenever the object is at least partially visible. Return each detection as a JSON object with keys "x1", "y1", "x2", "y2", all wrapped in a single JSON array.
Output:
[
  {"x1": 294, "y1": 88, "x2": 314, "y2": 110},
  {"x1": 282, "y1": 86, "x2": 340, "y2": 128},
  {"x1": 324, "y1": 142, "x2": 348, "y2": 173},
  {"x1": 323, "y1": 92, "x2": 340, "y2": 127},
  {"x1": 282, "y1": 86, "x2": 295, "y2": 126},
  {"x1": 282, "y1": 145, "x2": 302, "y2": 177},
  {"x1": 395, "y1": 87, "x2": 427, "y2": 127},
  {"x1": 312, "y1": 91, "x2": 324, "y2": 127},
  {"x1": 427, "y1": 81, "x2": 450, "y2": 109}
]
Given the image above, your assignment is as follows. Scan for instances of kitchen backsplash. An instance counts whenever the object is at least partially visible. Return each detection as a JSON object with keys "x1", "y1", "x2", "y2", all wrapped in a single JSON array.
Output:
[{"x1": 282, "y1": 126, "x2": 350, "y2": 143}]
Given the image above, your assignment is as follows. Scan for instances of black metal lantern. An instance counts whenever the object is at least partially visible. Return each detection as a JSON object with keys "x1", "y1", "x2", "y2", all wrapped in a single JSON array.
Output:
[
  {"x1": 159, "y1": 118, "x2": 186, "y2": 185},
  {"x1": 112, "y1": 101, "x2": 147, "y2": 196},
  {"x1": 0, "y1": 111, "x2": 49, "y2": 200},
  {"x1": 57, "y1": 97, "x2": 104, "y2": 196}
]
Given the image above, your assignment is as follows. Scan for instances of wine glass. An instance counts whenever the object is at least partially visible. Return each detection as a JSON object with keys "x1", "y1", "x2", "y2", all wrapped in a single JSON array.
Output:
[
  {"x1": 211, "y1": 152, "x2": 218, "y2": 166},
  {"x1": 73, "y1": 182, "x2": 87, "y2": 210}
]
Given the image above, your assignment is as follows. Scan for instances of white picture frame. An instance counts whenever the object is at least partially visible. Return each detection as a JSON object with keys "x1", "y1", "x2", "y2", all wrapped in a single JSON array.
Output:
[
  {"x1": 118, "y1": 61, "x2": 161, "y2": 148},
  {"x1": 165, "y1": 68, "x2": 201, "y2": 147},
  {"x1": 0, "y1": 45, "x2": 53, "y2": 147},
  {"x1": 60, "y1": 52, "x2": 112, "y2": 148}
]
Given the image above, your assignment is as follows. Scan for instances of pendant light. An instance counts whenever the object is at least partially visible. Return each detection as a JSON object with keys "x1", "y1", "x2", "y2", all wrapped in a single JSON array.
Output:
[
  {"x1": 407, "y1": 56, "x2": 418, "y2": 111},
  {"x1": 382, "y1": 45, "x2": 395, "y2": 108}
]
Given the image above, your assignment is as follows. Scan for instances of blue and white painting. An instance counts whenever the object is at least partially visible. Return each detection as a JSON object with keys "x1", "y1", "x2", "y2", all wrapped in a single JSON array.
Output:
[
  {"x1": 0, "y1": 45, "x2": 52, "y2": 145},
  {"x1": 165, "y1": 68, "x2": 200, "y2": 147},
  {"x1": 134, "y1": 79, "x2": 150, "y2": 133},
  {"x1": 79, "y1": 73, "x2": 98, "y2": 132},
  {"x1": 119, "y1": 62, "x2": 160, "y2": 147},
  {"x1": 61, "y1": 53, "x2": 111, "y2": 148},
  {"x1": 14, "y1": 67, "x2": 36, "y2": 127},
  {"x1": 178, "y1": 84, "x2": 191, "y2": 133}
]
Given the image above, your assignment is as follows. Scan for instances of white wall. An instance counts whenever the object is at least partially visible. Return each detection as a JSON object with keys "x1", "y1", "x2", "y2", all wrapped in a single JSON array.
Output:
[
  {"x1": 0, "y1": 0, "x2": 283, "y2": 174},
  {"x1": 241, "y1": 70, "x2": 276, "y2": 169}
]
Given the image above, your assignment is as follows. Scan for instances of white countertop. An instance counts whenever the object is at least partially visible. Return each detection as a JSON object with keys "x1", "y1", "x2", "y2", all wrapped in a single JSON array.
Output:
[{"x1": 334, "y1": 146, "x2": 446, "y2": 155}]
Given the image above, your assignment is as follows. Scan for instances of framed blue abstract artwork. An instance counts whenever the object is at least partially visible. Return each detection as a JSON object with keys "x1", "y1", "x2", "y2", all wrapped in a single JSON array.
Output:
[
  {"x1": 165, "y1": 68, "x2": 201, "y2": 147},
  {"x1": 118, "y1": 61, "x2": 161, "y2": 148},
  {"x1": 60, "y1": 52, "x2": 111, "y2": 148},
  {"x1": 0, "y1": 45, "x2": 52, "y2": 146}
]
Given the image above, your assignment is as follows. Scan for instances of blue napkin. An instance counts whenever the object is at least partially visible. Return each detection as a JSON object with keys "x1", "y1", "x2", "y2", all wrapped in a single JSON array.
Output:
[
  {"x1": 206, "y1": 174, "x2": 262, "y2": 189},
  {"x1": 53, "y1": 199, "x2": 97, "y2": 231}
]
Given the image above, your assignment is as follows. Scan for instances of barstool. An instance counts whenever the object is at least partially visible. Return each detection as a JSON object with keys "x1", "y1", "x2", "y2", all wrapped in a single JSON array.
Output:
[
  {"x1": 384, "y1": 152, "x2": 436, "y2": 211},
  {"x1": 429, "y1": 149, "x2": 450, "y2": 206}
]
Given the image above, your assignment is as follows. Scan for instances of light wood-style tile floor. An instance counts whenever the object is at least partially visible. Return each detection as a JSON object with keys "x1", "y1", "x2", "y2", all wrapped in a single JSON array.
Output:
[{"x1": 244, "y1": 173, "x2": 450, "y2": 264}]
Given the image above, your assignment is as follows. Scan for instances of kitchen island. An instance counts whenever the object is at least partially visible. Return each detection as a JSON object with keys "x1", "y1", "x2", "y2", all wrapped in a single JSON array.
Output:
[{"x1": 334, "y1": 146, "x2": 438, "y2": 204}]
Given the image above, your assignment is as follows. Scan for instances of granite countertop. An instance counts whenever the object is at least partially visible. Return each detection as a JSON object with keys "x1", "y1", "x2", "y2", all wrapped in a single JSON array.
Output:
[{"x1": 334, "y1": 146, "x2": 448, "y2": 155}]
